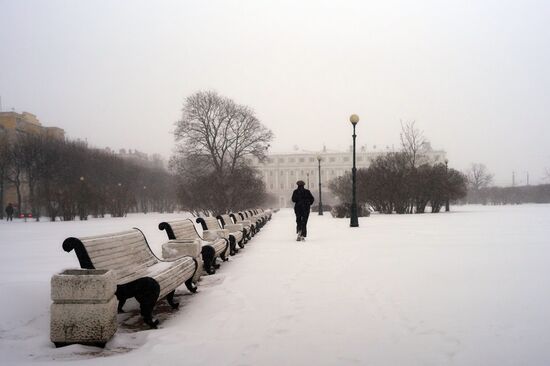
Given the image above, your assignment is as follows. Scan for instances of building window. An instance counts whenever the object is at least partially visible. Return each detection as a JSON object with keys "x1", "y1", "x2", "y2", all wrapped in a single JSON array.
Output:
[
  {"x1": 357, "y1": 157, "x2": 363, "y2": 162},
  {"x1": 329, "y1": 157, "x2": 335, "y2": 162},
  {"x1": 309, "y1": 157, "x2": 315, "y2": 162},
  {"x1": 290, "y1": 171, "x2": 294, "y2": 175},
  {"x1": 270, "y1": 171, "x2": 273, "y2": 176},
  {"x1": 299, "y1": 158, "x2": 304, "y2": 162},
  {"x1": 278, "y1": 158, "x2": 285, "y2": 163},
  {"x1": 268, "y1": 158, "x2": 274, "y2": 164},
  {"x1": 270, "y1": 184, "x2": 273, "y2": 189},
  {"x1": 343, "y1": 157, "x2": 350, "y2": 162},
  {"x1": 280, "y1": 184, "x2": 284, "y2": 189},
  {"x1": 289, "y1": 158, "x2": 295, "y2": 163}
]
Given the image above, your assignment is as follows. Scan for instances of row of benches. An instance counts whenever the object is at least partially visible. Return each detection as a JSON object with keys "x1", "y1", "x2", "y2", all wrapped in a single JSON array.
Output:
[{"x1": 61, "y1": 209, "x2": 272, "y2": 330}]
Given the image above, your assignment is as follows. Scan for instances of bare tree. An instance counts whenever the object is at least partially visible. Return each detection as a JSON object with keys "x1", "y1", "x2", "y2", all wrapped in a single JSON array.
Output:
[
  {"x1": 0, "y1": 131, "x2": 9, "y2": 219},
  {"x1": 6, "y1": 136, "x2": 25, "y2": 216},
  {"x1": 400, "y1": 120, "x2": 427, "y2": 168},
  {"x1": 172, "y1": 90, "x2": 273, "y2": 213},
  {"x1": 466, "y1": 163, "x2": 494, "y2": 190},
  {"x1": 173, "y1": 90, "x2": 273, "y2": 177}
]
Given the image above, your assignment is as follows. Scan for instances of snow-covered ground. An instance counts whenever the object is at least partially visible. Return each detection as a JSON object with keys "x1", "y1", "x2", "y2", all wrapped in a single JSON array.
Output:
[{"x1": 1, "y1": 205, "x2": 550, "y2": 365}]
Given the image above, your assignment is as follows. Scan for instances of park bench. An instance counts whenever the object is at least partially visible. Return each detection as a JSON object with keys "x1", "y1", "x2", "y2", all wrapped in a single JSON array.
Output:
[
  {"x1": 196, "y1": 216, "x2": 244, "y2": 255},
  {"x1": 238, "y1": 211, "x2": 260, "y2": 234},
  {"x1": 217, "y1": 213, "x2": 250, "y2": 245},
  {"x1": 234, "y1": 213, "x2": 256, "y2": 236},
  {"x1": 258, "y1": 208, "x2": 272, "y2": 221},
  {"x1": 242, "y1": 210, "x2": 262, "y2": 231},
  {"x1": 247, "y1": 209, "x2": 266, "y2": 229},
  {"x1": 159, "y1": 219, "x2": 229, "y2": 275},
  {"x1": 62, "y1": 228, "x2": 198, "y2": 328}
]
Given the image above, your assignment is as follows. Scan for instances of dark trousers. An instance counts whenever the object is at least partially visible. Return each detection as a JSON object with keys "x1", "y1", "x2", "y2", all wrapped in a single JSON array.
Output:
[
  {"x1": 6, "y1": 214, "x2": 13, "y2": 221},
  {"x1": 295, "y1": 209, "x2": 310, "y2": 237}
]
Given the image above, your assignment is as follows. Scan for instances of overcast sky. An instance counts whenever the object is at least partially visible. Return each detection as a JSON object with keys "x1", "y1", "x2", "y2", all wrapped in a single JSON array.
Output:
[{"x1": 1, "y1": 0, "x2": 549, "y2": 185}]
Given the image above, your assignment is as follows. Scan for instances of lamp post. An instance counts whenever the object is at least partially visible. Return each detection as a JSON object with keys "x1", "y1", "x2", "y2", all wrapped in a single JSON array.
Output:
[
  {"x1": 350, "y1": 114, "x2": 359, "y2": 227},
  {"x1": 317, "y1": 155, "x2": 323, "y2": 215},
  {"x1": 142, "y1": 185, "x2": 148, "y2": 214},
  {"x1": 445, "y1": 159, "x2": 450, "y2": 212},
  {"x1": 79, "y1": 176, "x2": 88, "y2": 220}
]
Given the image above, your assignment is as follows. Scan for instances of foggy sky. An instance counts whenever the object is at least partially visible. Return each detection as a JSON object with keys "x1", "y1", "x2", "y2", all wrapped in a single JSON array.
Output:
[{"x1": 1, "y1": 0, "x2": 549, "y2": 185}]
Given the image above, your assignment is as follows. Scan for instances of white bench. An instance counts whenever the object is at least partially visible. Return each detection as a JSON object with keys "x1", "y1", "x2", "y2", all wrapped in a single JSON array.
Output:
[
  {"x1": 218, "y1": 213, "x2": 251, "y2": 244},
  {"x1": 159, "y1": 219, "x2": 229, "y2": 275},
  {"x1": 196, "y1": 216, "x2": 244, "y2": 255},
  {"x1": 232, "y1": 212, "x2": 256, "y2": 237},
  {"x1": 62, "y1": 228, "x2": 198, "y2": 328}
]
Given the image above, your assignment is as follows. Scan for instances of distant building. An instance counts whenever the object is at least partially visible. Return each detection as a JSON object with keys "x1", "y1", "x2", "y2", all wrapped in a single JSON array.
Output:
[
  {"x1": 0, "y1": 111, "x2": 65, "y2": 139},
  {"x1": 250, "y1": 145, "x2": 446, "y2": 208},
  {"x1": 110, "y1": 148, "x2": 168, "y2": 170}
]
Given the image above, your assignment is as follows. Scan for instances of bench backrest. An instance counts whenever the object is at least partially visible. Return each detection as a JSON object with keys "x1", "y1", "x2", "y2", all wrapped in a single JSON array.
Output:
[
  {"x1": 196, "y1": 216, "x2": 221, "y2": 231},
  {"x1": 159, "y1": 219, "x2": 202, "y2": 240},
  {"x1": 231, "y1": 213, "x2": 245, "y2": 223},
  {"x1": 217, "y1": 214, "x2": 235, "y2": 228},
  {"x1": 62, "y1": 229, "x2": 158, "y2": 283}
]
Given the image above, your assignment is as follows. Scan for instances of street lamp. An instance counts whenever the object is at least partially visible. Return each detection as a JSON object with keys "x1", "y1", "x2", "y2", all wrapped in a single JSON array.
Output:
[
  {"x1": 317, "y1": 155, "x2": 323, "y2": 215},
  {"x1": 79, "y1": 176, "x2": 87, "y2": 220},
  {"x1": 445, "y1": 159, "x2": 450, "y2": 212},
  {"x1": 349, "y1": 114, "x2": 359, "y2": 227}
]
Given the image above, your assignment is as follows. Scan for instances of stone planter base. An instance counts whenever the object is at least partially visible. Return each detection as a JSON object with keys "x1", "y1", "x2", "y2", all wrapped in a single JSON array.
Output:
[{"x1": 50, "y1": 269, "x2": 117, "y2": 347}]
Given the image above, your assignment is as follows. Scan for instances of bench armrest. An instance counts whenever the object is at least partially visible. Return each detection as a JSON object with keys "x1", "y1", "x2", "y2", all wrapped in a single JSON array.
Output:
[{"x1": 162, "y1": 239, "x2": 201, "y2": 260}]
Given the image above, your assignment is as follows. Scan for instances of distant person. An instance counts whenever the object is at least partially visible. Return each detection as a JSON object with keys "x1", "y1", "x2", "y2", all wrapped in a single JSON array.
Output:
[
  {"x1": 291, "y1": 180, "x2": 314, "y2": 241},
  {"x1": 5, "y1": 203, "x2": 14, "y2": 221}
]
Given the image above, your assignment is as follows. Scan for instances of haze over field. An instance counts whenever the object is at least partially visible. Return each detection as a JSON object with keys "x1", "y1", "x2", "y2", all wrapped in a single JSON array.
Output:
[{"x1": 1, "y1": 0, "x2": 549, "y2": 185}]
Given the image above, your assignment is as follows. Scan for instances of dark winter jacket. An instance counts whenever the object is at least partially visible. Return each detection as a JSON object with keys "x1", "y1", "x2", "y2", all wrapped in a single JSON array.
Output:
[
  {"x1": 5, "y1": 204, "x2": 14, "y2": 215},
  {"x1": 291, "y1": 186, "x2": 314, "y2": 213}
]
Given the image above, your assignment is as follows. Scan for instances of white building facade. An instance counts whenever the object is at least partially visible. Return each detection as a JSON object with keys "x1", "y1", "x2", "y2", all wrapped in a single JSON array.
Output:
[{"x1": 250, "y1": 145, "x2": 446, "y2": 208}]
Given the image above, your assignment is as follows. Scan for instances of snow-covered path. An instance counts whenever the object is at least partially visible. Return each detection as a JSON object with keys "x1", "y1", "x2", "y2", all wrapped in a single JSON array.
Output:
[{"x1": 1, "y1": 205, "x2": 550, "y2": 365}]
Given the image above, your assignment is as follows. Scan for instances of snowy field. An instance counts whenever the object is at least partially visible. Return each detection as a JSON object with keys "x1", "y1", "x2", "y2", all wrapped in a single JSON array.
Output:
[{"x1": 1, "y1": 205, "x2": 550, "y2": 365}]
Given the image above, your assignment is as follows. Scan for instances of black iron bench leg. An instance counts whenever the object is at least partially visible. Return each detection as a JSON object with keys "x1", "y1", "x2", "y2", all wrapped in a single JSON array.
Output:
[
  {"x1": 117, "y1": 277, "x2": 161, "y2": 329},
  {"x1": 238, "y1": 237, "x2": 245, "y2": 248},
  {"x1": 202, "y1": 246, "x2": 216, "y2": 274},
  {"x1": 117, "y1": 298, "x2": 127, "y2": 313},
  {"x1": 229, "y1": 236, "x2": 238, "y2": 255},
  {"x1": 185, "y1": 278, "x2": 197, "y2": 293},
  {"x1": 166, "y1": 290, "x2": 179, "y2": 309}
]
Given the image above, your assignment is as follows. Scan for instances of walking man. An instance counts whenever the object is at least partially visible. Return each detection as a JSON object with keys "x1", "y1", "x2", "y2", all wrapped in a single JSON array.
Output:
[
  {"x1": 5, "y1": 203, "x2": 14, "y2": 221},
  {"x1": 291, "y1": 180, "x2": 314, "y2": 241}
]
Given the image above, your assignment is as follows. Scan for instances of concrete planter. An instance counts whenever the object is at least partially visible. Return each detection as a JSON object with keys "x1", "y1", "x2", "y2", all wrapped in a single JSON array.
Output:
[
  {"x1": 162, "y1": 239, "x2": 203, "y2": 281},
  {"x1": 162, "y1": 239, "x2": 201, "y2": 259},
  {"x1": 50, "y1": 269, "x2": 117, "y2": 347}
]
